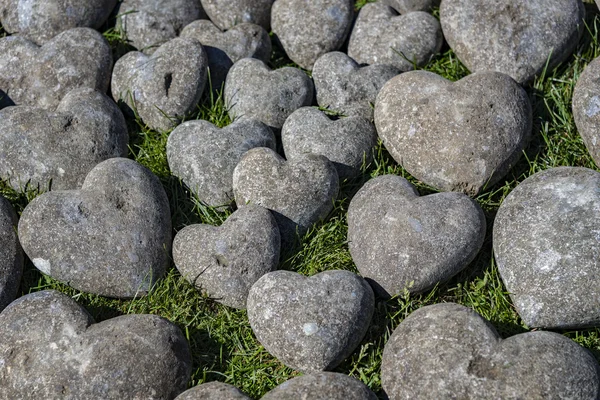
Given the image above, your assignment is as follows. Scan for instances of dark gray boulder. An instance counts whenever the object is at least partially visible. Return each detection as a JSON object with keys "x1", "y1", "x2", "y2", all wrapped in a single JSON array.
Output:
[
  {"x1": 262, "y1": 372, "x2": 377, "y2": 400},
  {"x1": 0, "y1": 196, "x2": 23, "y2": 312}
]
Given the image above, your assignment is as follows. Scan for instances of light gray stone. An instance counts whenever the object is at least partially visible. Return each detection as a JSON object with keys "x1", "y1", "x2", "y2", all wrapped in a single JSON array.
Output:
[
  {"x1": 262, "y1": 372, "x2": 377, "y2": 400},
  {"x1": 0, "y1": 88, "x2": 128, "y2": 191},
  {"x1": 440, "y1": 0, "x2": 585, "y2": 85},
  {"x1": 175, "y1": 382, "x2": 250, "y2": 400},
  {"x1": 494, "y1": 167, "x2": 600, "y2": 329},
  {"x1": 347, "y1": 3, "x2": 443, "y2": 72},
  {"x1": 281, "y1": 107, "x2": 378, "y2": 179},
  {"x1": 381, "y1": 303, "x2": 600, "y2": 400},
  {"x1": 200, "y1": 0, "x2": 275, "y2": 31},
  {"x1": 0, "y1": 196, "x2": 23, "y2": 312},
  {"x1": 247, "y1": 270, "x2": 374, "y2": 373},
  {"x1": 374, "y1": 70, "x2": 532, "y2": 195},
  {"x1": 381, "y1": 0, "x2": 440, "y2": 14},
  {"x1": 573, "y1": 55, "x2": 600, "y2": 166},
  {"x1": 0, "y1": 290, "x2": 192, "y2": 400},
  {"x1": 18, "y1": 158, "x2": 172, "y2": 298}
]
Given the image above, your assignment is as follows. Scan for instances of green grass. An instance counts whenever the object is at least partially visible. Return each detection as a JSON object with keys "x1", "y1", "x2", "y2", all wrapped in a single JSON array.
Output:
[{"x1": 2, "y1": 2, "x2": 600, "y2": 398}]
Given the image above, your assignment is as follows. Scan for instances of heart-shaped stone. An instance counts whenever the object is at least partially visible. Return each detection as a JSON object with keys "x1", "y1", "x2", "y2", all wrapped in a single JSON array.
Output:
[
  {"x1": 175, "y1": 382, "x2": 250, "y2": 399},
  {"x1": 348, "y1": 175, "x2": 485, "y2": 297},
  {"x1": 0, "y1": 290, "x2": 192, "y2": 399},
  {"x1": 247, "y1": 270, "x2": 374, "y2": 373},
  {"x1": 381, "y1": 303, "x2": 600, "y2": 399},
  {"x1": 271, "y1": 0, "x2": 354, "y2": 70},
  {"x1": 18, "y1": 158, "x2": 172, "y2": 298},
  {"x1": 440, "y1": 0, "x2": 585, "y2": 85},
  {"x1": 225, "y1": 58, "x2": 314, "y2": 131},
  {"x1": 381, "y1": 0, "x2": 439, "y2": 14},
  {"x1": 281, "y1": 107, "x2": 378, "y2": 179},
  {"x1": 0, "y1": 88, "x2": 128, "y2": 191},
  {"x1": 0, "y1": 196, "x2": 23, "y2": 312},
  {"x1": 312, "y1": 51, "x2": 400, "y2": 120},
  {"x1": 494, "y1": 167, "x2": 600, "y2": 329},
  {"x1": 347, "y1": 3, "x2": 443, "y2": 72},
  {"x1": 200, "y1": 0, "x2": 275, "y2": 30},
  {"x1": 167, "y1": 118, "x2": 275, "y2": 207},
  {"x1": 374, "y1": 70, "x2": 532, "y2": 195},
  {"x1": 0, "y1": 28, "x2": 112, "y2": 110},
  {"x1": 573, "y1": 55, "x2": 600, "y2": 166},
  {"x1": 262, "y1": 372, "x2": 377, "y2": 400},
  {"x1": 112, "y1": 37, "x2": 208, "y2": 132}
]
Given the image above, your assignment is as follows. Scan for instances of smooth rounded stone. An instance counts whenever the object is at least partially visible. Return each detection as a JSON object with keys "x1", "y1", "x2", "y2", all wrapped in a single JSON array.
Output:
[
  {"x1": 374, "y1": 70, "x2": 532, "y2": 195},
  {"x1": 440, "y1": 0, "x2": 585, "y2": 85},
  {"x1": 225, "y1": 58, "x2": 314, "y2": 131},
  {"x1": 348, "y1": 175, "x2": 485, "y2": 297},
  {"x1": 271, "y1": 0, "x2": 354, "y2": 70},
  {"x1": 573, "y1": 55, "x2": 600, "y2": 166},
  {"x1": 0, "y1": 88, "x2": 128, "y2": 192},
  {"x1": 262, "y1": 372, "x2": 377, "y2": 400},
  {"x1": 281, "y1": 107, "x2": 378, "y2": 179},
  {"x1": 18, "y1": 158, "x2": 172, "y2": 298},
  {"x1": 312, "y1": 51, "x2": 400, "y2": 120},
  {"x1": 494, "y1": 167, "x2": 600, "y2": 329},
  {"x1": 175, "y1": 382, "x2": 250, "y2": 400},
  {"x1": 0, "y1": 290, "x2": 192, "y2": 400},
  {"x1": 0, "y1": 0, "x2": 117, "y2": 45},
  {"x1": 111, "y1": 37, "x2": 208, "y2": 132},
  {"x1": 0, "y1": 196, "x2": 23, "y2": 312},
  {"x1": 381, "y1": 303, "x2": 600, "y2": 400},
  {"x1": 200, "y1": 0, "x2": 275, "y2": 31},
  {"x1": 247, "y1": 270, "x2": 375, "y2": 373},
  {"x1": 381, "y1": 0, "x2": 440, "y2": 14},
  {"x1": 0, "y1": 28, "x2": 112, "y2": 110},
  {"x1": 347, "y1": 3, "x2": 443, "y2": 72}
]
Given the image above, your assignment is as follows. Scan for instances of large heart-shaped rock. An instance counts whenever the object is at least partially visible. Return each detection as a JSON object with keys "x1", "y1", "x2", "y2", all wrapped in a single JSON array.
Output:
[
  {"x1": 494, "y1": 167, "x2": 600, "y2": 329},
  {"x1": 0, "y1": 196, "x2": 23, "y2": 312},
  {"x1": 0, "y1": 290, "x2": 192, "y2": 399},
  {"x1": 374, "y1": 70, "x2": 532, "y2": 195},
  {"x1": 0, "y1": 28, "x2": 112, "y2": 110},
  {"x1": 440, "y1": 0, "x2": 585, "y2": 84},
  {"x1": 175, "y1": 382, "x2": 250, "y2": 399},
  {"x1": 381, "y1": 0, "x2": 439, "y2": 14},
  {"x1": 573, "y1": 55, "x2": 600, "y2": 166},
  {"x1": 200, "y1": 0, "x2": 274, "y2": 30},
  {"x1": 381, "y1": 303, "x2": 600, "y2": 399},
  {"x1": 347, "y1": 3, "x2": 443, "y2": 72},
  {"x1": 247, "y1": 270, "x2": 374, "y2": 373},
  {"x1": 18, "y1": 158, "x2": 172, "y2": 298},
  {"x1": 348, "y1": 175, "x2": 485, "y2": 297},
  {"x1": 0, "y1": 88, "x2": 128, "y2": 191},
  {"x1": 262, "y1": 372, "x2": 377, "y2": 400}
]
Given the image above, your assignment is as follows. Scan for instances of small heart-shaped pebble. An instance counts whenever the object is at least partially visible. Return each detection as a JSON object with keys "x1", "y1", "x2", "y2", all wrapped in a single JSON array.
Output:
[
  {"x1": 381, "y1": 0, "x2": 439, "y2": 14},
  {"x1": 348, "y1": 175, "x2": 485, "y2": 296},
  {"x1": 200, "y1": 0, "x2": 275, "y2": 30},
  {"x1": 247, "y1": 270, "x2": 374, "y2": 373},
  {"x1": 175, "y1": 382, "x2": 250, "y2": 399},
  {"x1": 0, "y1": 196, "x2": 23, "y2": 312},
  {"x1": 18, "y1": 158, "x2": 172, "y2": 298},
  {"x1": 262, "y1": 372, "x2": 377, "y2": 400},
  {"x1": 573, "y1": 55, "x2": 600, "y2": 166},
  {"x1": 0, "y1": 290, "x2": 192, "y2": 399},
  {"x1": 381, "y1": 303, "x2": 600, "y2": 399}
]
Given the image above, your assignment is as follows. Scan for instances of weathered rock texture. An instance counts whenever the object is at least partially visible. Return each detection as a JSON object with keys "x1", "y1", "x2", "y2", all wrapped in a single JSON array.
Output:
[
  {"x1": 573, "y1": 54, "x2": 600, "y2": 167},
  {"x1": 262, "y1": 372, "x2": 378, "y2": 400},
  {"x1": 200, "y1": 0, "x2": 275, "y2": 30},
  {"x1": 0, "y1": 196, "x2": 23, "y2": 312}
]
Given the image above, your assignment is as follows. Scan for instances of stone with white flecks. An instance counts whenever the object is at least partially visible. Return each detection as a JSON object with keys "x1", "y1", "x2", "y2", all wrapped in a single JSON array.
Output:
[
  {"x1": 200, "y1": 0, "x2": 275, "y2": 31},
  {"x1": 262, "y1": 372, "x2": 378, "y2": 400},
  {"x1": 573, "y1": 54, "x2": 600, "y2": 167},
  {"x1": 0, "y1": 196, "x2": 23, "y2": 313}
]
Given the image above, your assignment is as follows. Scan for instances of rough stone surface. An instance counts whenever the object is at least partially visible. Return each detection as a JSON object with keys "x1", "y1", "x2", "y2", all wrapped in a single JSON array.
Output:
[
  {"x1": 381, "y1": 0, "x2": 440, "y2": 14},
  {"x1": 247, "y1": 270, "x2": 374, "y2": 373},
  {"x1": 573, "y1": 55, "x2": 600, "y2": 167},
  {"x1": 494, "y1": 167, "x2": 600, "y2": 329},
  {"x1": 374, "y1": 70, "x2": 532, "y2": 195},
  {"x1": 225, "y1": 58, "x2": 314, "y2": 131},
  {"x1": 0, "y1": 196, "x2": 23, "y2": 313},
  {"x1": 381, "y1": 303, "x2": 600, "y2": 400},
  {"x1": 175, "y1": 382, "x2": 250, "y2": 400},
  {"x1": 271, "y1": 0, "x2": 354, "y2": 70},
  {"x1": 173, "y1": 205, "x2": 280, "y2": 309},
  {"x1": 18, "y1": 158, "x2": 172, "y2": 298},
  {"x1": 0, "y1": 28, "x2": 112, "y2": 110},
  {"x1": 200, "y1": 0, "x2": 275, "y2": 30},
  {"x1": 262, "y1": 372, "x2": 378, "y2": 400},
  {"x1": 112, "y1": 37, "x2": 208, "y2": 132},
  {"x1": 348, "y1": 175, "x2": 485, "y2": 297},
  {"x1": 281, "y1": 107, "x2": 378, "y2": 179},
  {"x1": 0, "y1": 88, "x2": 128, "y2": 191},
  {"x1": 167, "y1": 118, "x2": 275, "y2": 207},
  {"x1": 347, "y1": 3, "x2": 443, "y2": 72},
  {"x1": 440, "y1": 0, "x2": 585, "y2": 85},
  {"x1": 312, "y1": 51, "x2": 400, "y2": 120},
  {"x1": 0, "y1": 290, "x2": 192, "y2": 400}
]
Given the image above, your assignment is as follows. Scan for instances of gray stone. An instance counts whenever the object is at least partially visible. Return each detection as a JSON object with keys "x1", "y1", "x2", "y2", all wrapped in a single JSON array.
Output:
[
  {"x1": 225, "y1": 58, "x2": 314, "y2": 131},
  {"x1": 271, "y1": 0, "x2": 354, "y2": 70},
  {"x1": 381, "y1": 303, "x2": 600, "y2": 400},
  {"x1": 312, "y1": 51, "x2": 400, "y2": 120},
  {"x1": 18, "y1": 158, "x2": 172, "y2": 298},
  {"x1": 111, "y1": 37, "x2": 208, "y2": 132},
  {"x1": 0, "y1": 28, "x2": 112, "y2": 110},
  {"x1": 347, "y1": 3, "x2": 443, "y2": 72},
  {"x1": 247, "y1": 270, "x2": 374, "y2": 373},
  {"x1": 175, "y1": 382, "x2": 250, "y2": 400},
  {"x1": 0, "y1": 0, "x2": 117, "y2": 45},
  {"x1": 374, "y1": 70, "x2": 532, "y2": 195},
  {"x1": 494, "y1": 167, "x2": 600, "y2": 329},
  {"x1": 0, "y1": 196, "x2": 23, "y2": 312},
  {"x1": 281, "y1": 107, "x2": 378, "y2": 179},
  {"x1": 573, "y1": 55, "x2": 600, "y2": 166},
  {"x1": 0, "y1": 290, "x2": 192, "y2": 400},
  {"x1": 200, "y1": 0, "x2": 275, "y2": 31},
  {"x1": 440, "y1": 0, "x2": 585, "y2": 85},
  {"x1": 348, "y1": 175, "x2": 485, "y2": 297},
  {"x1": 173, "y1": 205, "x2": 280, "y2": 309},
  {"x1": 262, "y1": 372, "x2": 377, "y2": 400},
  {"x1": 381, "y1": 0, "x2": 440, "y2": 14},
  {"x1": 0, "y1": 88, "x2": 128, "y2": 191}
]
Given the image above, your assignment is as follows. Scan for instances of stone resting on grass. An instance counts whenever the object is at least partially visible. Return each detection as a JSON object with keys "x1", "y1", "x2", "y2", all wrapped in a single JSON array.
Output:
[
  {"x1": 573, "y1": 54, "x2": 600, "y2": 167},
  {"x1": 261, "y1": 372, "x2": 378, "y2": 400}
]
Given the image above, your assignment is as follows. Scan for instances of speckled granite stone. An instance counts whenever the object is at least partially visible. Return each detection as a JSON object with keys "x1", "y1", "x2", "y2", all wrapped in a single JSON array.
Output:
[
  {"x1": 175, "y1": 382, "x2": 250, "y2": 399},
  {"x1": 573, "y1": 54, "x2": 600, "y2": 167},
  {"x1": 0, "y1": 196, "x2": 23, "y2": 312},
  {"x1": 200, "y1": 0, "x2": 275, "y2": 30},
  {"x1": 262, "y1": 372, "x2": 377, "y2": 400}
]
